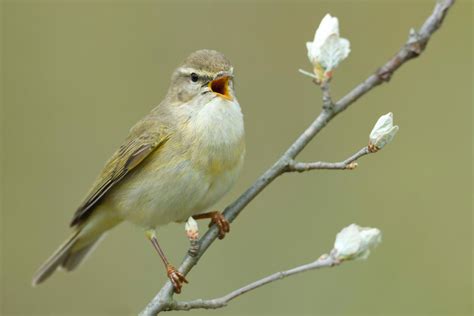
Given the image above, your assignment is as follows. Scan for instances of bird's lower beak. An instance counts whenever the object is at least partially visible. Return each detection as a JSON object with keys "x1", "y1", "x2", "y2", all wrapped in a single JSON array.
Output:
[{"x1": 209, "y1": 76, "x2": 233, "y2": 101}]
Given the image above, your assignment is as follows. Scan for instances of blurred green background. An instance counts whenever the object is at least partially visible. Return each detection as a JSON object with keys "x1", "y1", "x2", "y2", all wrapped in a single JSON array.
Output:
[{"x1": 1, "y1": 0, "x2": 472, "y2": 315}]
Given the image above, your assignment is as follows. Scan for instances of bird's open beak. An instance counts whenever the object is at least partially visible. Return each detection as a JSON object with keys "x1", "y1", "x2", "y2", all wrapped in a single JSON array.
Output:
[{"x1": 209, "y1": 75, "x2": 233, "y2": 101}]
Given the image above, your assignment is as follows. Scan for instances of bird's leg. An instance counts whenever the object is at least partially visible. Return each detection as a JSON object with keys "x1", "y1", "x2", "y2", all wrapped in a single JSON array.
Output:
[
  {"x1": 145, "y1": 229, "x2": 188, "y2": 294},
  {"x1": 193, "y1": 211, "x2": 230, "y2": 240}
]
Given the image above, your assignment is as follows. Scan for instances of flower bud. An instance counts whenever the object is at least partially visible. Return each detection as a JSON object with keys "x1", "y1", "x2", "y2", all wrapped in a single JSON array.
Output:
[
  {"x1": 185, "y1": 217, "x2": 199, "y2": 240},
  {"x1": 369, "y1": 112, "x2": 399, "y2": 151},
  {"x1": 333, "y1": 224, "x2": 382, "y2": 261},
  {"x1": 306, "y1": 14, "x2": 350, "y2": 83}
]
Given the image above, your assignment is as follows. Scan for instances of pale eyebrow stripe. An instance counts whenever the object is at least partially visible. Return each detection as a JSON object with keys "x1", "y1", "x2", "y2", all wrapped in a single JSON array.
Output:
[{"x1": 177, "y1": 67, "x2": 214, "y2": 79}]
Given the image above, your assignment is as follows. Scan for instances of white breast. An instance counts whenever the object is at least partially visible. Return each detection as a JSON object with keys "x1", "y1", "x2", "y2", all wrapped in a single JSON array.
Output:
[
  {"x1": 112, "y1": 97, "x2": 245, "y2": 228},
  {"x1": 190, "y1": 97, "x2": 244, "y2": 151},
  {"x1": 186, "y1": 97, "x2": 245, "y2": 214}
]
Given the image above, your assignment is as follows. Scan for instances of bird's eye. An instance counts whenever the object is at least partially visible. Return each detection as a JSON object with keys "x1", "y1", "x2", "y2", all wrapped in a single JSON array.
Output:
[{"x1": 190, "y1": 73, "x2": 199, "y2": 82}]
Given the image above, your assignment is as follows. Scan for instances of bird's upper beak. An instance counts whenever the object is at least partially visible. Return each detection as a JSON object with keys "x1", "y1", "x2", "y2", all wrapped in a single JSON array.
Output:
[{"x1": 209, "y1": 75, "x2": 233, "y2": 101}]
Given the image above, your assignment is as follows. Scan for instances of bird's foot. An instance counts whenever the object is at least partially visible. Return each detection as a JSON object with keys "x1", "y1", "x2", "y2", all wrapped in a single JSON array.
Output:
[
  {"x1": 166, "y1": 264, "x2": 188, "y2": 294},
  {"x1": 208, "y1": 212, "x2": 230, "y2": 240},
  {"x1": 193, "y1": 211, "x2": 230, "y2": 240}
]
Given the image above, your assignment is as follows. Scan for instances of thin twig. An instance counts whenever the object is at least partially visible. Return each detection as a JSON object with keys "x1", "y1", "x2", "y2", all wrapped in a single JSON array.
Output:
[
  {"x1": 164, "y1": 254, "x2": 339, "y2": 311},
  {"x1": 287, "y1": 147, "x2": 370, "y2": 172},
  {"x1": 139, "y1": 1, "x2": 455, "y2": 314},
  {"x1": 320, "y1": 80, "x2": 334, "y2": 110},
  {"x1": 333, "y1": 0, "x2": 454, "y2": 114}
]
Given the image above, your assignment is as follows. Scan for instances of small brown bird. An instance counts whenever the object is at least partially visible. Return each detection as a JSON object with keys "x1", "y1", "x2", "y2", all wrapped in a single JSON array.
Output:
[{"x1": 32, "y1": 49, "x2": 245, "y2": 293}]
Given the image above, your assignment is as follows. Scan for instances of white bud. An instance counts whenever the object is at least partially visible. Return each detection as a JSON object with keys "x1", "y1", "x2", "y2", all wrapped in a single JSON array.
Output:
[
  {"x1": 306, "y1": 14, "x2": 351, "y2": 82},
  {"x1": 333, "y1": 224, "x2": 382, "y2": 261},
  {"x1": 185, "y1": 217, "x2": 199, "y2": 240},
  {"x1": 369, "y1": 112, "x2": 399, "y2": 150}
]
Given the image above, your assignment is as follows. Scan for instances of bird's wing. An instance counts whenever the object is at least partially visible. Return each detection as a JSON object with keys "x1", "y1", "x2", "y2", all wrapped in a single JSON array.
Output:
[{"x1": 70, "y1": 125, "x2": 169, "y2": 227}]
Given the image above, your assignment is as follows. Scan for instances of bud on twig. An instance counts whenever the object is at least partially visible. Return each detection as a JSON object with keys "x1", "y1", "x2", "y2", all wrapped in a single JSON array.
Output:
[
  {"x1": 333, "y1": 224, "x2": 382, "y2": 261},
  {"x1": 306, "y1": 14, "x2": 351, "y2": 83},
  {"x1": 185, "y1": 217, "x2": 199, "y2": 241},
  {"x1": 369, "y1": 112, "x2": 399, "y2": 152}
]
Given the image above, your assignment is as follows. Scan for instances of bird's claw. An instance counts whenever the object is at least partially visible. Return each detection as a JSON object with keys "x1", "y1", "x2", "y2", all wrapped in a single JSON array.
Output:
[
  {"x1": 166, "y1": 264, "x2": 188, "y2": 294},
  {"x1": 209, "y1": 212, "x2": 230, "y2": 239}
]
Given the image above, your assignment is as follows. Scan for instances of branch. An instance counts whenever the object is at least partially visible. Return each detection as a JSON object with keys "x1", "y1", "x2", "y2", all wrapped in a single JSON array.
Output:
[
  {"x1": 333, "y1": 0, "x2": 454, "y2": 114},
  {"x1": 140, "y1": 1, "x2": 455, "y2": 314},
  {"x1": 287, "y1": 146, "x2": 370, "y2": 172},
  {"x1": 164, "y1": 253, "x2": 340, "y2": 311},
  {"x1": 320, "y1": 80, "x2": 334, "y2": 110},
  {"x1": 162, "y1": 221, "x2": 383, "y2": 312}
]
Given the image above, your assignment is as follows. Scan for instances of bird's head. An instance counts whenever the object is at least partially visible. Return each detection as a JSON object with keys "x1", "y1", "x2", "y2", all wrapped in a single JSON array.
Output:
[{"x1": 167, "y1": 49, "x2": 235, "y2": 105}]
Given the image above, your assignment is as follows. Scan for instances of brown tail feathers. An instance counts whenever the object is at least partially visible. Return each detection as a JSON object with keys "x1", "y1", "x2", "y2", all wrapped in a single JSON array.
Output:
[{"x1": 32, "y1": 229, "x2": 102, "y2": 286}]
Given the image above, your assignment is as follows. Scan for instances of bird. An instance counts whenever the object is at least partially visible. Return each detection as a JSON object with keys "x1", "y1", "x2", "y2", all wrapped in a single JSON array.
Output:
[{"x1": 32, "y1": 49, "x2": 245, "y2": 293}]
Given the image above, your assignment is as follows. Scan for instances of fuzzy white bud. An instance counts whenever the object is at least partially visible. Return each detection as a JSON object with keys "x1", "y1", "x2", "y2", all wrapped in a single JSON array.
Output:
[
  {"x1": 185, "y1": 217, "x2": 199, "y2": 240},
  {"x1": 369, "y1": 112, "x2": 399, "y2": 151},
  {"x1": 333, "y1": 224, "x2": 382, "y2": 261},
  {"x1": 306, "y1": 14, "x2": 351, "y2": 82}
]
